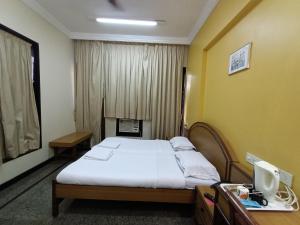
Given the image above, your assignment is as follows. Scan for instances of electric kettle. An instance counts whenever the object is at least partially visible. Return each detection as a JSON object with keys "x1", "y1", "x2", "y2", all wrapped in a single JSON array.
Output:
[{"x1": 254, "y1": 161, "x2": 280, "y2": 202}]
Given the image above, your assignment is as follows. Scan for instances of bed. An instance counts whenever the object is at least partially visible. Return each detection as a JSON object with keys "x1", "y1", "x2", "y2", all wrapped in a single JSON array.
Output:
[{"x1": 52, "y1": 122, "x2": 233, "y2": 216}]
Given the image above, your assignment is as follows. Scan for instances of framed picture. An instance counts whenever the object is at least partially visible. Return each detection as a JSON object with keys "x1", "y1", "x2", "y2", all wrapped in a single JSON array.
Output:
[{"x1": 228, "y1": 43, "x2": 252, "y2": 75}]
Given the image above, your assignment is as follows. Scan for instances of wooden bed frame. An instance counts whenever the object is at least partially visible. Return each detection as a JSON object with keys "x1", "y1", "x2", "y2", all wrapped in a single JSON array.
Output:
[{"x1": 52, "y1": 122, "x2": 233, "y2": 216}]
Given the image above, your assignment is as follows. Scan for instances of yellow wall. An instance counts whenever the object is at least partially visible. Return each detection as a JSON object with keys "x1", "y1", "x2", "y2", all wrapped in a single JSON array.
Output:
[
  {"x1": 185, "y1": 0, "x2": 250, "y2": 125},
  {"x1": 187, "y1": 0, "x2": 300, "y2": 196}
]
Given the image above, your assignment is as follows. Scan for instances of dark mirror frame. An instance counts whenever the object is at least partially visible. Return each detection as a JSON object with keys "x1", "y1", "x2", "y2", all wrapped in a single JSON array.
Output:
[{"x1": 0, "y1": 23, "x2": 42, "y2": 157}]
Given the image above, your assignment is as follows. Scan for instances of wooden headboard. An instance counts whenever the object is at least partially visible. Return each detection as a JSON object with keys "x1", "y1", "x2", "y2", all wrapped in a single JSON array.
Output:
[{"x1": 188, "y1": 122, "x2": 233, "y2": 181}]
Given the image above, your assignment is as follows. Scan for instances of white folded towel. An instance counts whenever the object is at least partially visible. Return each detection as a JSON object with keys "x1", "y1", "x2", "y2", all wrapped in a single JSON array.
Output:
[
  {"x1": 84, "y1": 147, "x2": 113, "y2": 161},
  {"x1": 96, "y1": 138, "x2": 121, "y2": 149}
]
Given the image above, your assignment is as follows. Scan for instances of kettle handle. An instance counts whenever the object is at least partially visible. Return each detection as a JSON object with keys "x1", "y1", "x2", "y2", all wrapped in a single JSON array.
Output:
[{"x1": 264, "y1": 170, "x2": 280, "y2": 193}]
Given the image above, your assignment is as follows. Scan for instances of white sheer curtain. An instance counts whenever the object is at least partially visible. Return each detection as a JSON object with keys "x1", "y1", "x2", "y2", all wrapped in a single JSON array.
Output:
[
  {"x1": 74, "y1": 40, "x2": 188, "y2": 142},
  {"x1": 0, "y1": 30, "x2": 40, "y2": 160}
]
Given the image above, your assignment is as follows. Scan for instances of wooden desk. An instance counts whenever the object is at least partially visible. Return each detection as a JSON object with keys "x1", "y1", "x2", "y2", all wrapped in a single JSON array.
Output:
[
  {"x1": 214, "y1": 162, "x2": 300, "y2": 225},
  {"x1": 218, "y1": 185, "x2": 300, "y2": 225},
  {"x1": 250, "y1": 210, "x2": 300, "y2": 225},
  {"x1": 49, "y1": 131, "x2": 92, "y2": 158}
]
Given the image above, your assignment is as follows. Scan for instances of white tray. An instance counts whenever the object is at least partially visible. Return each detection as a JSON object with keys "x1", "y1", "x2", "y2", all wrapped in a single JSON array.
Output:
[{"x1": 220, "y1": 183, "x2": 294, "y2": 211}]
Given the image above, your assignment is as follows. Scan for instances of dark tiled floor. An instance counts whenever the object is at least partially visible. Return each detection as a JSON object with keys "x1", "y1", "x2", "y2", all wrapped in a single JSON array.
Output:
[{"x1": 0, "y1": 159, "x2": 67, "y2": 208}]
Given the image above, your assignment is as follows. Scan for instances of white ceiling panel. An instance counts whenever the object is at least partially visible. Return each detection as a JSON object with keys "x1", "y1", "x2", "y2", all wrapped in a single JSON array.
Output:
[{"x1": 22, "y1": 0, "x2": 219, "y2": 44}]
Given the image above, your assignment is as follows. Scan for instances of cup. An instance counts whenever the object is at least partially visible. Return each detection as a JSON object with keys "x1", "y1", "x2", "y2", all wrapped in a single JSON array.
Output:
[{"x1": 237, "y1": 186, "x2": 249, "y2": 199}]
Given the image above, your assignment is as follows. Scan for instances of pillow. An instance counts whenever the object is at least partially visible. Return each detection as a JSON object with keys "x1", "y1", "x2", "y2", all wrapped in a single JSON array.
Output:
[
  {"x1": 170, "y1": 136, "x2": 195, "y2": 151},
  {"x1": 96, "y1": 138, "x2": 121, "y2": 149},
  {"x1": 175, "y1": 151, "x2": 220, "y2": 181}
]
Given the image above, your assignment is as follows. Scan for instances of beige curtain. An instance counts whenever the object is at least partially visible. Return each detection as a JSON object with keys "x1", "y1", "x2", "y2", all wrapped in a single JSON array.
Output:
[
  {"x1": 0, "y1": 102, "x2": 4, "y2": 162},
  {"x1": 0, "y1": 30, "x2": 40, "y2": 160},
  {"x1": 74, "y1": 41, "x2": 105, "y2": 145},
  {"x1": 151, "y1": 45, "x2": 188, "y2": 139},
  {"x1": 104, "y1": 43, "x2": 152, "y2": 120},
  {"x1": 74, "y1": 40, "x2": 188, "y2": 142}
]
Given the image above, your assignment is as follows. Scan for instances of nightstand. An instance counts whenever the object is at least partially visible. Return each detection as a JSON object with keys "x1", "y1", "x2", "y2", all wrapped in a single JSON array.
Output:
[{"x1": 195, "y1": 186, "x2": 215, "y2": 225}]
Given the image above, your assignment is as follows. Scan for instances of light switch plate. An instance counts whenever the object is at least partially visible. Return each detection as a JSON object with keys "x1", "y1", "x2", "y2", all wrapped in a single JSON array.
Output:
[
  {"x1": 279, "y1": 169, "x2": 293, "y2": 187},
  {"x1": 246, "y1": 152, "x2": 262, "y2": 165}
]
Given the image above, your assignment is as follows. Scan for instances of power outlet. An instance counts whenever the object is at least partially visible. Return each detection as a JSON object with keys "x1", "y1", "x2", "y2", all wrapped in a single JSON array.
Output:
[{"x1": 245, "y1": 152, "x2": 293, "y2": 187}]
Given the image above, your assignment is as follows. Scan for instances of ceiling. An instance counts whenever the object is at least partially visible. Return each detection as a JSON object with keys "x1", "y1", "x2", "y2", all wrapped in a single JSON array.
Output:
[{"x1": 22, "y1": 0, "x2": 219, "y2": 44}]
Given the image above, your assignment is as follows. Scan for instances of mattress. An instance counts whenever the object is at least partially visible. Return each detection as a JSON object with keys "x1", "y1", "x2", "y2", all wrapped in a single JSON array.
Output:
[
  {"x1": 185, "y1": 177, "x2": 216, "y2": 189},
  {"x1": 56, "y1": 137, "x2": 218, "y2": 189}
]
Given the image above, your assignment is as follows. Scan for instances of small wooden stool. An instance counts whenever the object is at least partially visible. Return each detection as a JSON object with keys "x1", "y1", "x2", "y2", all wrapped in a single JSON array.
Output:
[{"x1": 49, "y1": 131, "x2": 92, "y2": 159}]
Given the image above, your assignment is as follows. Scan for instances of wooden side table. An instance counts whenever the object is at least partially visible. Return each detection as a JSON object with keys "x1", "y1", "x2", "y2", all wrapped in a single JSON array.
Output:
[
  {"x1": 195, "y1": 186, "x2": 215, "y2": 225},
  {"x1": 49, "y1": 131, "x2": 92, "y2": 159}
]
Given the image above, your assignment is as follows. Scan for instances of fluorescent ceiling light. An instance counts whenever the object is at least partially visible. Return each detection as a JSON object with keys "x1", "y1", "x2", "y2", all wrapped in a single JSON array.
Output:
[{"x1": 96, "y1": 18, "x2": 157, "y2": 26}]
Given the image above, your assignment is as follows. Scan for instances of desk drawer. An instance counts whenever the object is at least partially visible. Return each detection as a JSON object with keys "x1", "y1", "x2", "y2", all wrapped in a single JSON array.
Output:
[{"x1": 195, "y1": 194, "x2": 213, "y2": 225}]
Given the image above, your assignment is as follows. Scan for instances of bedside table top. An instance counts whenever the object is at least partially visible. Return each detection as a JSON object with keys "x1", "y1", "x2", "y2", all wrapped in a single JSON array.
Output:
[
  {"x1": 196, "y1": 185, "x2": 215, "y2": 216},
  {"x1": 219, "y1": 184, "x2": 300, "y2": 225}
]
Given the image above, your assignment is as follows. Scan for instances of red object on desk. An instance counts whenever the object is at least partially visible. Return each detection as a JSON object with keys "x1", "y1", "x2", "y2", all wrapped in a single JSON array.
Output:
[{"x1": 205, "y1": 197, "x2": 215, "y2": 206}]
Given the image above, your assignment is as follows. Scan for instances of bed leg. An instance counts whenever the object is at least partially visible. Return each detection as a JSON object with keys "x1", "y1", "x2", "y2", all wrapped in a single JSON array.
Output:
[
  {"x1": 52, "y1": 198, "x2": 59, "y2": 217},
  {"x1": 52, "y1": 180, "x2": 62, "y2": 217}
]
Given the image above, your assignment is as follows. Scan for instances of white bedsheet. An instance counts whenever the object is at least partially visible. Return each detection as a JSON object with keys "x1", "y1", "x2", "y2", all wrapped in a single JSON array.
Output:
[
  {"x1": 104, "y1": 137, "x2": 175, "y2": 154},
  {"x1": 185, "y1": 177, "x2": 216, "y2": 189},
  {"x1": 56, "y1": 138, "x2": 218, "y2": 189},
  {"x1": 57, "y1": 151, "x2": 185, "y2": 188}
]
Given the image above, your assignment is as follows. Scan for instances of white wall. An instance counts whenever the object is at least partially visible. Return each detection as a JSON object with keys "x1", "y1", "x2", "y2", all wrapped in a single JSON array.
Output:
[
  {"x1": 105, "y1": 118, "x2": 152, "y2": 139},
  {"x1": 0, "y1": 0, "x2": 75, "y2": 184}
]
